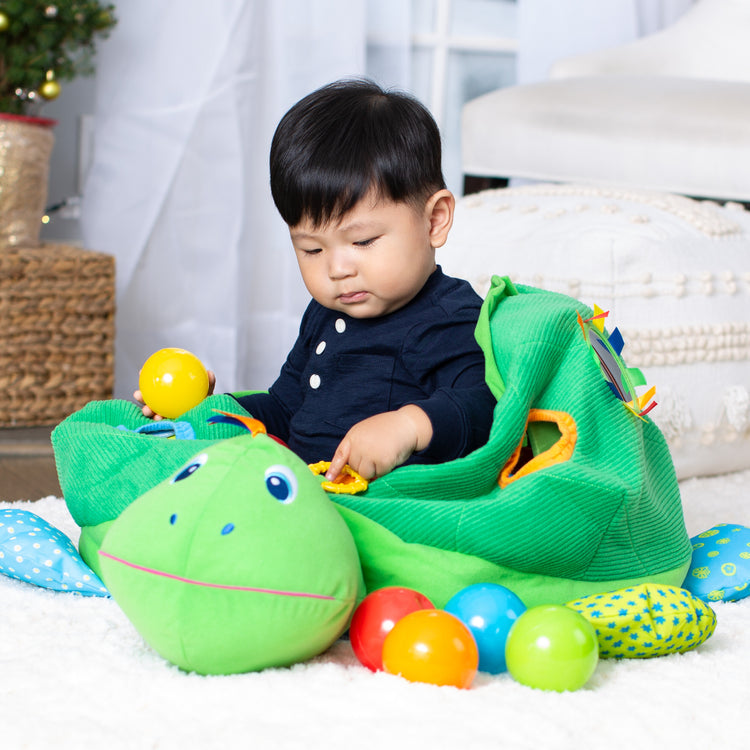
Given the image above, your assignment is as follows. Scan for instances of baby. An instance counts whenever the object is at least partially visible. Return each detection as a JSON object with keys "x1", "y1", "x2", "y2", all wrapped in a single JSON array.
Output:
[{"x1": 137, "y1": 79, "x2": 495, "y2": 481}]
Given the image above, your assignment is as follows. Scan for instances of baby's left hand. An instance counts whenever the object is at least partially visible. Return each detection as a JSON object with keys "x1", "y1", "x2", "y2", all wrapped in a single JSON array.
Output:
[{"x1": 325, "y1": 405, "x2": 433, "y2": 482}]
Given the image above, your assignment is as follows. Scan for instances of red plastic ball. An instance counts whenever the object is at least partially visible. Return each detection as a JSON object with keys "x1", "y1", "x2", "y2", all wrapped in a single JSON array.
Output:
[
  {"x1": 382, "y1": 609, "x2": 479, "y2": 689},
  {"x1": 349, "y1": 587, "x2": 433, "y2": 671}
]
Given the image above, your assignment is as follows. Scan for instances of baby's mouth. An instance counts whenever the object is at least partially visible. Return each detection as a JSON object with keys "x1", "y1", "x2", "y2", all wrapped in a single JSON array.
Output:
[{"x1": 338, "y1": 291, "x2": 369, "y2": 304}]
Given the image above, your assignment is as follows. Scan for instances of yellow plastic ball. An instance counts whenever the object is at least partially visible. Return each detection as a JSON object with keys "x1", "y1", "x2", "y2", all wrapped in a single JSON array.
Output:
[{"x1": 138, "y1": 348, "x2": 209, "y2": 419}]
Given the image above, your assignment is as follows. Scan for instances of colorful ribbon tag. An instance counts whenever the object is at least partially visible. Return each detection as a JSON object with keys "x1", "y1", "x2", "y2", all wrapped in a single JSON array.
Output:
[{"x1": 577, "y1": 306, "x2": 657, "y2": 419}]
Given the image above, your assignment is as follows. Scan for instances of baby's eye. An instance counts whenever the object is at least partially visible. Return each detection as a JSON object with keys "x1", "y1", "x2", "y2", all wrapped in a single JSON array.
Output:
[
  {"x1": 301, "y1": 247, "x2": 322, "y2": 255},
  {"x1": 354, "y1": 236, "x2": 378, "y2": 248}
]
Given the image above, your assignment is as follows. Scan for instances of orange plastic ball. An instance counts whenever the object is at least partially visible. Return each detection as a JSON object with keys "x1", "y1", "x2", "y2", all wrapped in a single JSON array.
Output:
[
  {"x1": 138, "y1": 348, "x2": 209, "y2": 419},
  {"x1": 382, "y1": 609, "x2": 478, "y2": 689}
]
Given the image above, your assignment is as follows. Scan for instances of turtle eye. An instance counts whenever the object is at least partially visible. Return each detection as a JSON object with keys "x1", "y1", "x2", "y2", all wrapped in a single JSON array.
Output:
[
  {"x1": 171, "y1": 453, "x2": 208, "y2": 483},
  {"x1": 264, "y1": 465, "x2": 298, "y2": 504}
]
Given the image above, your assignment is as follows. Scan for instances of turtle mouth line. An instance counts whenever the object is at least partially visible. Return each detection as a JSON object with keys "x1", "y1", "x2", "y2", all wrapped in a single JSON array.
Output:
[{"x1": 99, "y1": 551, "x2": 337, "y2": 600}]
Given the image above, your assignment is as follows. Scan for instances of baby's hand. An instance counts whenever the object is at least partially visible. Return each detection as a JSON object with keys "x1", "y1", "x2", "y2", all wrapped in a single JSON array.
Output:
[
  {"x1": 326, "y1": 405, "x2": 433, "y2": 481},
  {"x1": 133, "y1": 370, "x2": 216, "y2": 420}
]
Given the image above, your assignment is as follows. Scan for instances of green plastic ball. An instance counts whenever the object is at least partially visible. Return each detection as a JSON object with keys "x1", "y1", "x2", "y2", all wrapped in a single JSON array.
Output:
[{"x1": 505, "y1": 605, "x2": 599, "y2": 692}]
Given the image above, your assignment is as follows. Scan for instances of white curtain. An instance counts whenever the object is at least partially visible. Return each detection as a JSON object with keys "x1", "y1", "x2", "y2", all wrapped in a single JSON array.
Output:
[
  {"x1": 81, "y1": 0, "x2": 691, "y2": 399},
  {"x1": 82, "y1": 0, "x2": 372, "y2": 397}
]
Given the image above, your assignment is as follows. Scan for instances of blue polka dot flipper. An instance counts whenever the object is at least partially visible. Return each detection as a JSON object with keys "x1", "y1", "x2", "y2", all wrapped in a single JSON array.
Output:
[{"x1": 0, "y1": 509, "x2": 109, "y2": 597}]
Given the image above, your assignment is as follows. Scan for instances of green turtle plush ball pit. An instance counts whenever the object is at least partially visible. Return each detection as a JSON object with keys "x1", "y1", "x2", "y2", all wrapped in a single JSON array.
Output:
[{"x1": 52, "y1": 277, "x2": 694, "y2": 674}]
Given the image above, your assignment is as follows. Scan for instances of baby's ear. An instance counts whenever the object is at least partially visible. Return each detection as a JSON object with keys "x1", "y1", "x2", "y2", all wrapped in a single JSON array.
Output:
[{"x1": 426, "y1": 189, "x2": 455, "y2": 248}]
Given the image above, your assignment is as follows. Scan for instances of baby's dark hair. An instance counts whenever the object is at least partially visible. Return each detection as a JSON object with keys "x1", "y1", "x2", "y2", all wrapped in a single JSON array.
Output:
[{"x1": 270, "y1": 78, "x2": 446, "y2": 227}]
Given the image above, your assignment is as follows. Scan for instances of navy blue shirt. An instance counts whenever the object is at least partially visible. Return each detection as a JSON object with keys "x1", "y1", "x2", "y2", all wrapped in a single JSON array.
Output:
[{"x1": 234, "y1": 266, "x2": 495, "y2": 465}]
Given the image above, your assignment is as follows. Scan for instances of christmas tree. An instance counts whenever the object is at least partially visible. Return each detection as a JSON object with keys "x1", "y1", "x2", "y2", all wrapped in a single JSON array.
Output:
[{"x1": 0, "y1": 1, "x2": 116, "y2": 115}]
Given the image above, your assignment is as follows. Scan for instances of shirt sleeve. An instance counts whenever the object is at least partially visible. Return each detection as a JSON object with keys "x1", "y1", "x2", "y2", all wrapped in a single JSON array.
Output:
[{"x1": 400, "y1": 304, "x2": 496, "y2": 464}]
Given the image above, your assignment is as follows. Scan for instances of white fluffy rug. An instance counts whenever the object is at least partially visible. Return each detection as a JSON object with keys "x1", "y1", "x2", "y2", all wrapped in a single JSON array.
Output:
[{"x1": 1, "y1": 471, "x2": 749, "y2": 750}]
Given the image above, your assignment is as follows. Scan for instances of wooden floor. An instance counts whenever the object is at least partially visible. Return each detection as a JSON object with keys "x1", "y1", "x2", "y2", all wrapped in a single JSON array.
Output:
[{"x1": 0, "y1": 427, "x2": 61, "y2": 501}]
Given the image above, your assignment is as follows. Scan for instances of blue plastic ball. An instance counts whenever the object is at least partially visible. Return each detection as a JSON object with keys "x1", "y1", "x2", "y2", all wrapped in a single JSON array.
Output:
[{"x1": 444, "y1": 583, "x2": 526, "y2": 674}]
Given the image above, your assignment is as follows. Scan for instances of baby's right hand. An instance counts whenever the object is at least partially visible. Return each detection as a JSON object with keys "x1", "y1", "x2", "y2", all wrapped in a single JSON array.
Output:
[{"x1": 134, "y1": 370, "x2": 216, "y2": 420}]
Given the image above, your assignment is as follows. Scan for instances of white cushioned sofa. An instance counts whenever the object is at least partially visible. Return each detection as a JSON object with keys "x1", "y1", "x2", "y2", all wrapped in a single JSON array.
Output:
[{"x1": 454, "y1": 0, "x2": 750, "y2": 481}]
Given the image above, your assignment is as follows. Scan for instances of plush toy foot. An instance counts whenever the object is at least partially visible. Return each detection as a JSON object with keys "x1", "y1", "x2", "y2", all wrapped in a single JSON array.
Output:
[
  {"x1": 567, "y1": 583, "x2": 715, "y2": 659},
  {"x1": 0, "y1": 509, "x2": 109, "y2": 597}
]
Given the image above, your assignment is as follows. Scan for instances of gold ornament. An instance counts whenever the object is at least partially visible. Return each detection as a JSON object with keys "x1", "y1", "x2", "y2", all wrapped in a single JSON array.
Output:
[
  {"x1": 0, "y1": 11, "x2": 9, "y2": 32},
  {"x1": 38, "y1": 80, "x2": 60, "y2": 100},
  {"x1": 38, "y1": 71, "x2": 61, "y2": 101}
]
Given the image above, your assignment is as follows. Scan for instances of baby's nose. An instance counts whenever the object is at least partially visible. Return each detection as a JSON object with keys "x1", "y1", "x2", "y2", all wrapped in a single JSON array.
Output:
[{"x1": 328, "y1": 249, "x2": 356, "y2": 278}]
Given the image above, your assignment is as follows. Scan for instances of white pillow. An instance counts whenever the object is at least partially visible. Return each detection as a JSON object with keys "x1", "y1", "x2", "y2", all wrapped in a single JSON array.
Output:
[{"x1": 440, "y1": 184, "x2": 750, "y2": 480}]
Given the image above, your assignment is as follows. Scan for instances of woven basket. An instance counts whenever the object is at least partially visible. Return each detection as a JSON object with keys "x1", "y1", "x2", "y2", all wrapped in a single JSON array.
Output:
[{"x1": 0, "y1": 244, "x2": 115, "y2": 426}]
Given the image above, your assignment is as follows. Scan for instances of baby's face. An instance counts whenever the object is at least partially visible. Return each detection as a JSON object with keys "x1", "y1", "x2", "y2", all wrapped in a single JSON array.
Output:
[{"x1": 289, "y1": 192, "x2": 437, "y2": 318}]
